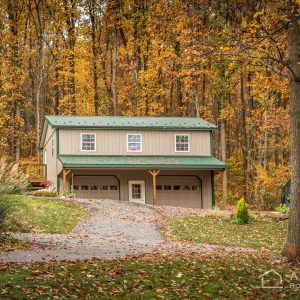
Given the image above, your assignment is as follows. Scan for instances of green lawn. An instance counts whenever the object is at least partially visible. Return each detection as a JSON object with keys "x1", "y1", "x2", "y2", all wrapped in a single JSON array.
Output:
[
  {"x1": 0, "y1": 255, "x2": 298, "y2": 299},
  {"x1": 3, "y1": 195, "x2": 88, "y2": 234},
  {"x1": 167, "y1": 214, "x2": 287, "y2": 251}
]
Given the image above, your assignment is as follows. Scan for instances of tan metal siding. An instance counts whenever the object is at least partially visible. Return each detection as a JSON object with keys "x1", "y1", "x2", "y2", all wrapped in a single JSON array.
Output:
[
  {"x1": 73, "y1": 176, "x2": 119, "y2": 200},
  {"x1": 59, "y1": 129, "x2": 210, "y2": 156},
  {"x1": 65, "y1": 169, "x2": 212, "y2": 209},
  {"x1": 43, "y1": 124, "x2": 57, "y2": 189},
  {"x1": 156, "y1": 176, "x2": 202, "y2": 208}
]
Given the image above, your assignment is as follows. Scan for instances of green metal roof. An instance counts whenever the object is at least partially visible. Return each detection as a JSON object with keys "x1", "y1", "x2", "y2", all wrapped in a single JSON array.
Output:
[
  {"x1": 45, "y1": 116, "x2": 216, "y2": 130},
  {"x1": 59, "y1": 155, "x2": 225, "y2": 170}
]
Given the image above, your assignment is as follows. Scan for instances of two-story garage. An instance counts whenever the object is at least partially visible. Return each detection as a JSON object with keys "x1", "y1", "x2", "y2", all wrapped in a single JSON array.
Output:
[{"x1": 39, "y1": 116, "x2": 225, "y2": 209}]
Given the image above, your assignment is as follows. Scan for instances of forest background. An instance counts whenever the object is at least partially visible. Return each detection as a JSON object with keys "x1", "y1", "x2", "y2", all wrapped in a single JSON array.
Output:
[{"x1": 0, "y1": 0, "x2": 292, "y2": 208}]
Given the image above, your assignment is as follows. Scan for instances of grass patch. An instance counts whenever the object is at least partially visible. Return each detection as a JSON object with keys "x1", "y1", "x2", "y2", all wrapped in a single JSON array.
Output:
[
  {"x1": 0, "y1": 255, "x2": 298, "y2": 299},
  {"x1": 0, "y1": 237, "x2": 27, "y2": 252},
  {"x1": 3, "y1": 195, "x2": 88, "y2": 234},
  {"x1": 167, "y1": 214, "x2": 287, "y2": 251}
]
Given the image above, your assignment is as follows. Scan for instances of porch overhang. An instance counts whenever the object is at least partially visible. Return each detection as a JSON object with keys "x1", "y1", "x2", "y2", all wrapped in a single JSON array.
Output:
[{"x1": 58, "y1": 155, "x2": 225, "y2": 170}]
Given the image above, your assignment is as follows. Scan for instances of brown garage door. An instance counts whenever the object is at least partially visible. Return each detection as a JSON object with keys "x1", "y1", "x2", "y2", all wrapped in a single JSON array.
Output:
[
  {"x1": 156, "y1": 176, "x2": 202, "y2": 208},
  {"x1": 73, "y1": 176, "x2": 119, "y2": 200}
]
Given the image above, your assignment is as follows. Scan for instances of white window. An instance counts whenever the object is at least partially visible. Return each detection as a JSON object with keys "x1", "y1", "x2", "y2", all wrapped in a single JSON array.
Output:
[
  {"x1": 127, "y1": 134, "x2": 142, "y2": 152},
  {"x1": 175, "y1": 134, "x2": 190, "y2": 152},
  {"x1": 81, "y1": 133, "x2": 96, "y2": 151}
]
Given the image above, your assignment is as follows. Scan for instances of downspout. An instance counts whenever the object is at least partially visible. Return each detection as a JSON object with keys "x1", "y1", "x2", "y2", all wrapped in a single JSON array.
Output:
[
  {"x1": 56, "y1": 129, "x2": 60, "y2": 194},
  {"x1": 211, "y1": 170, "x2": 215, "y2": 209}
]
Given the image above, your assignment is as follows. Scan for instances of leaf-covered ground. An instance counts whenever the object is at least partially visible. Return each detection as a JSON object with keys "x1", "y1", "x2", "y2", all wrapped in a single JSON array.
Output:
[
  {"x1": 167, "y1": 214, "x2": 287, "y2": 251},
  {"x1": 3, "y1": 195, "x2": 88, "y2": 234},
  {"x1": 0, "y1": 237, "x2": 27, "y2": 253},
  {"x1": 0, "y1": 254, "x2": 299, "y2": 299}
]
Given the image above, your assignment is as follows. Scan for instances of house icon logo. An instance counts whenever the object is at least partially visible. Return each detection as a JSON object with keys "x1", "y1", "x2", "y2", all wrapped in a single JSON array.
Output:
[{"x1": 259, "y1": 269, "x2": 283, "y2": 289}]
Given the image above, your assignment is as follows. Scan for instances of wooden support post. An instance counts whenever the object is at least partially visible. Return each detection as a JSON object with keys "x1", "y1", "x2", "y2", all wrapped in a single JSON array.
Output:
[
  {"x1": 222, "y1": 170, "x2": 226, "y2": 209},
  {"x1": 148, "y1": 170, "x2": 160, "y2": 206},
  {"x1": 62, "y1": 169, "x2": 71, "y2": 197}
]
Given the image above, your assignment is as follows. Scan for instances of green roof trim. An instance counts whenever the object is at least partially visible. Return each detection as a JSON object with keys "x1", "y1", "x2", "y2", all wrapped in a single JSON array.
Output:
[
  {"x1": 45, "y1": 116, "x2": 217, "y2": 130},
  {"x1": 59, "y1": 155, "x2": 225, "y2": 170}
]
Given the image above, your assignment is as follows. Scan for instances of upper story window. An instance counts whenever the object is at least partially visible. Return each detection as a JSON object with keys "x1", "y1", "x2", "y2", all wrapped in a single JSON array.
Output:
[
  {"x1": 127, "y1": 134, "x2": 142, "y2": 152},
  {"x1": 175, "y1": 134, "x2": 190, "y2": 152},
  {"x1": 81, "y1": 133, "x2": 96, "y2": 151}
]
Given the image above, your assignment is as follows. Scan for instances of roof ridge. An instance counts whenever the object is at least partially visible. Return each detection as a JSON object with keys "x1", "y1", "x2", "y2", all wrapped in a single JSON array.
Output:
[{"x1": 44, "y1": 115, "x2": 216, "y2": 130}]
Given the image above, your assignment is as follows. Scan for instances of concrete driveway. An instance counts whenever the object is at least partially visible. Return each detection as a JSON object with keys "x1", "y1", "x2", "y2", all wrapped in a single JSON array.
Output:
[{"x1": 0, "y1": 199, "x2": 163, "y2": 262}]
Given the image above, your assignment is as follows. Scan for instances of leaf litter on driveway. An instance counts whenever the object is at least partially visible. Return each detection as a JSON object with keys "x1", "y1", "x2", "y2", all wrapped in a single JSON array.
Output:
[{"x1": 0, "y1": 199, "x2": 258, "y2": 263}]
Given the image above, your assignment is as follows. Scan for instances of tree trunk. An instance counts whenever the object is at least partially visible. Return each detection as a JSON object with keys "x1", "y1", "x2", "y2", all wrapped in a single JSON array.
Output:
[
  {"x1": 220, "y1": 119, "x2": 227, "y2": 207},
  {"x1": 282, "y1": 4, "x2": 300, "y2": 258},
  {"x1": 7, "y1": 1, "x2": 22, "y2": 161},
  {"x1": 192, "y1": 73, "x2": 200, "y2": 118},
  {"x1": 202, "y1": 71, "x2": 206, "y2": 108},
  {"x1": 34, "y1": 2, "x2": 45, "y2": 161},
  {"x1": 263, "y1": 111, "x2": 268, "y2": 171},
  {"x1": 132, "y1": 0, "x2": 141, "y2": 114},
  {"x1": 64, "y1": 0, "x2": 76, "y2": 115},
  {"x1": 245, "y1": 72, "x2": 253, "y2": 179},
  {"x1": 111, "y1": 27, "x2": 118, "y2": 115},
  {"x1": 88, "y1": 0, "x2": 100, "y2": 115},
  {"x1": 240, "y1": 73, "x2": 248, "y2": 197}
]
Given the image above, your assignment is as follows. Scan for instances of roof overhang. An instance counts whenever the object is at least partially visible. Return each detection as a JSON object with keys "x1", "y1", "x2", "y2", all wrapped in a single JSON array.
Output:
[
  {"x1": 58, "y1": 155, "x2": 226, "y2": 170},
  {"x1": 39, "y1": 117, "x2": 50, "y2": 150}
]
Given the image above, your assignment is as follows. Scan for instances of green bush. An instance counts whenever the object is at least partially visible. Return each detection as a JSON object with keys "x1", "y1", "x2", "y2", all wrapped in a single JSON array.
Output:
[
  {"x1": 0, "y1": 157, "x2": 29, "y2": 194},
  {"x1": 234, "y1": 197, "x2": 249, "y2": 224},
  {"x1": 275, "y1": 204, "x2": 290, "y2": 214},
  {"x1": 231, "y1": 217, "x2": 244, "y2": 225}
]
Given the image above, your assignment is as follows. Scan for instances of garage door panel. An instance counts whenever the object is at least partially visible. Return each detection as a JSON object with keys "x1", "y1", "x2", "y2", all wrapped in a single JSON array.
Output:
[
  {"x1": 73, "y1": 176, "x2": 119, "y2": 200},
  {"x1": 156, "y1": 176, "x2": 201, "y2": 208}
]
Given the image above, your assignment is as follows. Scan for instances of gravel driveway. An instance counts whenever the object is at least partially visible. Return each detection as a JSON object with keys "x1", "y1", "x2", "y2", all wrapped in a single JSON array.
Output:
[
  {"x1": 0, "y1": 199, "x2": 163, "y2": 262},
  {"x1": 0, "y1": 199, "x2": 255, "y2": 263}
]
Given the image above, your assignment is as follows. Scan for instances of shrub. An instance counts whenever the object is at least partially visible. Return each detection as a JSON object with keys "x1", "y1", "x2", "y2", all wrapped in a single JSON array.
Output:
[
  {"x1": 0, "y1": 157, "x2": 29, "y2": 194},
  {"x1": 235, "y1": 197, "x2": 249, "y2": 224},
  {"x1": 69, "y1": 185, "x2": 75, "y2": 198},
  {"x1": 275, "y1": 204, "x2": 290, "y2": 214}
]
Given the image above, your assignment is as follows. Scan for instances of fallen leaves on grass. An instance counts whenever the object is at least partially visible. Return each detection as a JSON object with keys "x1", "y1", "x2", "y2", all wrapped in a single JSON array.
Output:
[
  {"x1": 166, "y1": 215, "x2": 287, "y2": 251},
  {"x1": 0, "y1": 253, "x2": 299, "y2": 299},
  {"x1": 0, "y1": 237, "x2": 27, "y2": 253}
]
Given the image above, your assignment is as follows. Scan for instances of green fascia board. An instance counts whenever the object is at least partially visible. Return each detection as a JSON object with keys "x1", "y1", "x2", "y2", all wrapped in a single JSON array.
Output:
[
  {"x1": 59, "y1": 155, "x2": 225, "y2": 170},
  {"x1": 45, "y1": 115, "x2": 217, "y2": 130}
]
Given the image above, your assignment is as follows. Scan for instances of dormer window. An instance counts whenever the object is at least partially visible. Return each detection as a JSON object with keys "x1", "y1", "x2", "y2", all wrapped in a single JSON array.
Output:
[
  {"x1": 175, "y1": 134, "x2": 190, "y2": 152},
  {"x1": 127, "y1": 134, "x2": 142, "y2": 152},
  {"x1": 81, "y1": 133, "x2": 96, "y2": 151}
]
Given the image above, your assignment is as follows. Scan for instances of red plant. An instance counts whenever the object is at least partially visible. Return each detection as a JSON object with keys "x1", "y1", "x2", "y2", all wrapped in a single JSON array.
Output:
[{"x1": 40, "y1": 180, "x2": 52, "y2": 188}]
